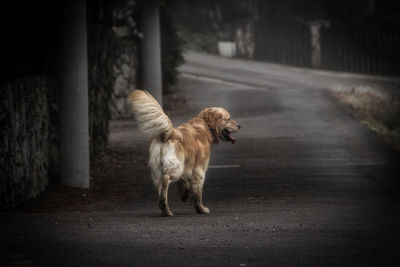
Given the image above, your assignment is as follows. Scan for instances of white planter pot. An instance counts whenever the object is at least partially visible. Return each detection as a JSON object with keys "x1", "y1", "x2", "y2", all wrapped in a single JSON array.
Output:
[{"x1": 218, "y1": 41, "x2": 237, "y2": 58}]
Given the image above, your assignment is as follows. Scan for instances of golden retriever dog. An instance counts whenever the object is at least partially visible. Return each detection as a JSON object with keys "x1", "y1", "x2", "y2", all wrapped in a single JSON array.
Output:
[{"x1": 127, "y1": 90, "x2": 240, "y2": 216}]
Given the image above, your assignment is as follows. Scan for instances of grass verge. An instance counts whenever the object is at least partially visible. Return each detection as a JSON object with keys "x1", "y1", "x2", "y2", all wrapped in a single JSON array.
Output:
[{"x1": 333, "y1": 85, "x2": 400, "y2": 152}]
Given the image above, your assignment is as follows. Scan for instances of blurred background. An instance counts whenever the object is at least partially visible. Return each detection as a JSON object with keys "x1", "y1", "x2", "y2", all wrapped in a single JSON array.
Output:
[{"x1": 175, "y1": 0, "x2": 400, "y2": 75}]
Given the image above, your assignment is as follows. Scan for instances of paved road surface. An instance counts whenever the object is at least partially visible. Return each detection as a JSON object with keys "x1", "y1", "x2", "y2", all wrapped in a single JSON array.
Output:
[{"x1": 1, "y1": 51, "x2": 400, "y2": 266}]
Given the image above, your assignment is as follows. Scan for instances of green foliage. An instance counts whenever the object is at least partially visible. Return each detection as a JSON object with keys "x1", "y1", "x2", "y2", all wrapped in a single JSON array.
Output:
[
  {"x1": 88, "y1": 26, "x2": 117, "y2": 160},
  {"x1": 177, "y1": 24, "x2": 219, "y2": 54},
  {"x1": 160, "y1": 0, "x2": 185, "y2": 93}
]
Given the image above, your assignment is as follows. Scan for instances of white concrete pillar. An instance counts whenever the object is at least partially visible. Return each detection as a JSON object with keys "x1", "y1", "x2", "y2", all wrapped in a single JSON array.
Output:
[
  {"x1": 310, "y1": 20, "x2": 330, "y2": 69},
  {"x1": 59, "y1": 0, "x2": 90, "y2": 188},
  {"x1": 140, "y1": 1, "x2": 163, "y2": 106},
  {"x1": 310, "y1": 23, "x2": 322, "y2": 69}
]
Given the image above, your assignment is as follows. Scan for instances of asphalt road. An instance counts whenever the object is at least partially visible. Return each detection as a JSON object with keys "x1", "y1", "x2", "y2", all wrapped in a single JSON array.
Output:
[{"x1": 1, "y1": 52, "x2": 400, "y2": 266}]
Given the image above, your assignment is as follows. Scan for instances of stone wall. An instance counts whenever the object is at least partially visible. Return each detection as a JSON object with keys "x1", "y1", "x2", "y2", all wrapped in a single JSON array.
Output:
[
  {"x1": 88, "y1": 27, "x2": 137, "y2": 159},
  {"x1": 0, "y1": 2, "x2": 140, "y2": 208},
  {"x1": 110, "y1": 38, "x2": 137, "y2": 119},
  {"x1": 0, "y1": 27, "x2": 138, "y2": 209},
  {"x1": 0, "y1": 76, "x2": 54, "y2": 208}
]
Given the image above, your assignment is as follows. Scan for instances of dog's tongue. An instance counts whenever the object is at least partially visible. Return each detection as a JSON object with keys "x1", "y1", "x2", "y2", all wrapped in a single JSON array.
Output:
[{"x1": 228, "y1": 133, "x2": 236, "y2": 144}]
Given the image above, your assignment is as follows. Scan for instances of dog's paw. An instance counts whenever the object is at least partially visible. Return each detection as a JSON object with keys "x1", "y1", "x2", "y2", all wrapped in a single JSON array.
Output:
[
  {"x1": 159, "y1": 199, "x2": 174, "y2": 216},
  {"x1": 196, "y1": 206, "x2": 210, "y2": 214},
  {"x1": 162, "y1": 210, "x2": 174, "y2": 217}
]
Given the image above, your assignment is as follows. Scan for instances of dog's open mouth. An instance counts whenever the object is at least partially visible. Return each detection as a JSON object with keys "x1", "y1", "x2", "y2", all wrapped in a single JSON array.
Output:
[{"x1": 222, "y1": 129, "x2": 236, "y2": 144}]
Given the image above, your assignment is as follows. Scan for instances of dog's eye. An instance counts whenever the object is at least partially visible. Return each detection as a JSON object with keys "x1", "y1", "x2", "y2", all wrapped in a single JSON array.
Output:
[{"x1": 227, "y1": 117, "x2": 231, "y2": 121}]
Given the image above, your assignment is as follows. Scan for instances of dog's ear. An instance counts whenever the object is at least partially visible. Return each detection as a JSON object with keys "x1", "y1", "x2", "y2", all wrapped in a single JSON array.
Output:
[
  {"x1": 201, "y1": 109, "x2": 222, "y2": 130},
  {"x1": 199, "y1": 109, "x2": 221, "y2": 143}
]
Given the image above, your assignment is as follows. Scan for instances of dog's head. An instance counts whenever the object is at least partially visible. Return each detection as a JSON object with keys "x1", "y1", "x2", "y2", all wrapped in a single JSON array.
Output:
[{"x1": 199, "y1": 108, "x2": 241, "y2": 144}]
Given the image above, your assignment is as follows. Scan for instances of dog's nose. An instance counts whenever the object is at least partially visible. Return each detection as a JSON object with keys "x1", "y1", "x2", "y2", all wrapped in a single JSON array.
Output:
[{"x1": 238, "y1": 125, "x2": 241, "y2": 129}]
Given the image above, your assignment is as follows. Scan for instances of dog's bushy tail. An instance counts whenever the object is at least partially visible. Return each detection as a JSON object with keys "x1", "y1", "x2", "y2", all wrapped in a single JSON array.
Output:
[{"x1": 127, "y1": 90, "x2": 173, "y2": 139}]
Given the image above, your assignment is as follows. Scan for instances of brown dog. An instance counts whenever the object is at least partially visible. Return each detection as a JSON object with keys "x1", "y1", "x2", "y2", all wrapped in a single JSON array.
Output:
[{"x1": 128, "y1": 90, "x2": 240, "y2": 216}]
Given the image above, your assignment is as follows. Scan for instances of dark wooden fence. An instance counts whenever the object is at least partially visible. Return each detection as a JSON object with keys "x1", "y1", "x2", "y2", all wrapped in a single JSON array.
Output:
[
  {"x1": 254, "y1": 18, "x2": 400, "y2": 76},
  {"x1": 321, "y1": 21, "x2": 400, "y2": 75},
  {"x1": 255, "y1": 18, "x2": 312, "y2": 68}
]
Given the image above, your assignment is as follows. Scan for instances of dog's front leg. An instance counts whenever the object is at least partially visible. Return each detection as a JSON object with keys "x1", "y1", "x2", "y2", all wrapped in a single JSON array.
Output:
[
  {"x1": 158, "y1": 174, "x2": 173, "y2": 216},
  {"x1": 192, "y1": 179, "x2": 210, "y2": 214}
]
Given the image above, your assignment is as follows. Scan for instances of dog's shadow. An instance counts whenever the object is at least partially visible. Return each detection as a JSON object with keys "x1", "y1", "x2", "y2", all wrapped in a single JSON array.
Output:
[{"x1": 133, "y1": 210, "x2": 213, "y2": 219}]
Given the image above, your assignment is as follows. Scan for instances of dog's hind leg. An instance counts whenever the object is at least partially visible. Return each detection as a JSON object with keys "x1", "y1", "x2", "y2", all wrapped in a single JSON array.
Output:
[
  {"x1": 176, "y1": 179, "x2": 192, "y2": 202},
  {"x1": 191, "y1": 179, "x2": 210, "y2": 214},
  {"x1": 158, "y1": 174, "x2": 174, "y2": 216}
]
